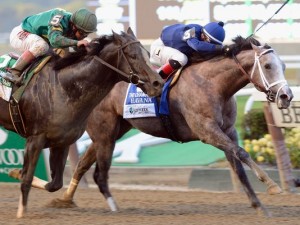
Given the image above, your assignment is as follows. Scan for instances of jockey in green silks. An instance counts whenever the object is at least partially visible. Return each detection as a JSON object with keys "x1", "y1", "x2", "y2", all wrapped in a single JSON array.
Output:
[{"x1": 3, "y1": 8, "x2": 97, "y2": 85}]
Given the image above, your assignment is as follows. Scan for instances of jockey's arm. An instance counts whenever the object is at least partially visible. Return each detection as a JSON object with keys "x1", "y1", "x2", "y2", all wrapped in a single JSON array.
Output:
[
  {"x1": 187, "y1": 38, "x2": 219, "y2": 53},
  {"x1": 48, "y1": 27, "x2": 78, "y2": 48}
]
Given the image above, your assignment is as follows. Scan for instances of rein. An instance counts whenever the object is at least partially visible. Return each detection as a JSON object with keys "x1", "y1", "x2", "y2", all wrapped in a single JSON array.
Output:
[
  {"x1": 232, "y1": 48, "x2": 287, "y2": 102},
  {"x1": 93, "y1": 40, "x2": 144, "y2": 85}
]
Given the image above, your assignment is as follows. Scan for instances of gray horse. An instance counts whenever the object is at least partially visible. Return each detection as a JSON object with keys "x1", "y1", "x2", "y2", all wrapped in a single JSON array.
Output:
[{"x1": 28, "y1": 36, "x2": 294, "y2": 216}]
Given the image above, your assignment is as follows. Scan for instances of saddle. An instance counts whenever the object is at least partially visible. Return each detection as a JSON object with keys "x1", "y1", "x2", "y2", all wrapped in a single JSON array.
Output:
[{"x1": 169, "y1": 67, "x2": 182, "y2": 88}]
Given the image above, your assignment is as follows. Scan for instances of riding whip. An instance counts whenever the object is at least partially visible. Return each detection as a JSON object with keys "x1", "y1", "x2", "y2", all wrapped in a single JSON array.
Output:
[{"x1": 249, "y1": 0, "x2": 291, "y2": 37}]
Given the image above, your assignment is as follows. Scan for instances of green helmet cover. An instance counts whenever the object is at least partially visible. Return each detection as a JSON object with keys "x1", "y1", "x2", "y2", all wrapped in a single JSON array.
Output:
[{"x1": 71, "y1": 8, "x2": 97, "y2": 32}]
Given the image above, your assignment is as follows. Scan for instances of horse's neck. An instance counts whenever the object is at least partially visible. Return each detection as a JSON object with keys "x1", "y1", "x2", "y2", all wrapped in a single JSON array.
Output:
[
  {"x1": 58, "y1": 58, "x2": 119, "y2": 115},
  {"x1": 225, "y1": 60, "x2": 249, "y2": 96},
  {"x1": 195, "y1": 57, "x2": 250, "y2": 99},
  {"x1": 226, "y1": 51, "x2": 257, "y2": 98}
]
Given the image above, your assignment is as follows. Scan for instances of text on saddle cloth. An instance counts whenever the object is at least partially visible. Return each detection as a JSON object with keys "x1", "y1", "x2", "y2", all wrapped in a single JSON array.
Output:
[
  {"x1": 123, "y1": 77, "x2": 173, "y2": 119},
  {"x1": 123, "y1": 84, "x2": 158, "y2": 118}
]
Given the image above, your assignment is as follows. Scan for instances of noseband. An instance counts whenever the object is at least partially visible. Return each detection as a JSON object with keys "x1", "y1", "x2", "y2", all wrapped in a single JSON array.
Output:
[
  {"x1": 233, "y1": 48, "x2": 288, "y2": 102},
  {"x1": 93, "y1": 40, "x2": 144, "y2": 85}
]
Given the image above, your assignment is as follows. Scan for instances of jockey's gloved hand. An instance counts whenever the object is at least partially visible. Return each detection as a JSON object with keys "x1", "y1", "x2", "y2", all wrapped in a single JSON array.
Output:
[{"x1": 222, "y1": 45, "x2": 232, "y2": 56}]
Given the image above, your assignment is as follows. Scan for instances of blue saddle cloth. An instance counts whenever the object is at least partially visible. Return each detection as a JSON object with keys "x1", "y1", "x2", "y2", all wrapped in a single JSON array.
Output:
[
  {"x1": 158, "y1": 77, "x2": 172, "y2": 115},
  {"x1": 123, "y1": 78, "x2": 172, "y2": 118}
]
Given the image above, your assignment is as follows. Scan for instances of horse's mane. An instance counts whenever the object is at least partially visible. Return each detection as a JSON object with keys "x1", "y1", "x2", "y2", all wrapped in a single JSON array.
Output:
[
  {"x1": 188, "y1": 35, "x2": 269, "y2": 65},
  {"x1": 52, "y1": 34, "x2": 121, "y2": 70}
]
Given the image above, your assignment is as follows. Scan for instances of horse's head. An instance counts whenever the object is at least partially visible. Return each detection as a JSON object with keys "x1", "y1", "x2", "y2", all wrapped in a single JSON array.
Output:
[
  {"x1": 249, "y1": 43, "x2": 293, "y2": 109},
  {"x1": 232, "y1": 36, "x2": 293, "y2": 109},
  {"x1": 98, "y1": 28, "x2": 163, "y2": 97}
]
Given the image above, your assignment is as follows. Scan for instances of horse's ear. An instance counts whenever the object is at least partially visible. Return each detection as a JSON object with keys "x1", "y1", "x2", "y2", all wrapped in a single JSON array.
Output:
[
  {"x1": 250, "y1": 42, "x2": 263, "y2": 53},
  {"x1": 250, "y1": 42, "x2": 257, "y2": 49},
  {"x1": 112, "y1": 30, "x2": 122, "y2": 44},
  {"x1": 112, "y1": 30, "x2": 118, "y2": 38},
  {"x1": 127, "y1": 27, "x2": 136, "y2": 38}
]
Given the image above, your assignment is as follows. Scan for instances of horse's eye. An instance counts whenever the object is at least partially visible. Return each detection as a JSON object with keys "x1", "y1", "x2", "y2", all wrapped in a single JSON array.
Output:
[
  {"x1": 129, "y1": 54, "x2": 137, "y2": 60},
  {"x1": 265, "y1": 63, "x2": 271, "y2": 69}
]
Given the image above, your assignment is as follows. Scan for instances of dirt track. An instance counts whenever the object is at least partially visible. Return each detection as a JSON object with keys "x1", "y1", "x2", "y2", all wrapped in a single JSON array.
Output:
[{"x1": 1, "y1": 180, "x2": 300, "y2": 225}]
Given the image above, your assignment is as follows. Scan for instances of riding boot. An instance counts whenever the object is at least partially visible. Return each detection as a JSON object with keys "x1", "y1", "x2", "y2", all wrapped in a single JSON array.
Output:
[
  {"x1": 2, "y1": 50, "x2": 35, "y2": 86},
  {"x1": 158, "y1": 59, "x2": 181, "y2": 80}
]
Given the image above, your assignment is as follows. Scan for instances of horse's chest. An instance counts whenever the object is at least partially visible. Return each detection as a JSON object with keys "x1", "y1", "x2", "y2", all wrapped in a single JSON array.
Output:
[{"x1": 46, "y1": 125, "x2": 85, "y2": 146}]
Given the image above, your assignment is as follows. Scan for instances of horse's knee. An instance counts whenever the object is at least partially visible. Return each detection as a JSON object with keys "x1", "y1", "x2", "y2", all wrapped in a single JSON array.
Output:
[
  {"x1": 45, "y1": 181, "x2": 63, "y2": 192},
  {"x1": 236, "y1": 147, "x2": 250, "y2": 162}
]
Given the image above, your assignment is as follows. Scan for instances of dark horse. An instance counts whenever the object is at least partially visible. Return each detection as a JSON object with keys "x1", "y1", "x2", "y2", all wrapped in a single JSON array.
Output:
[
  {"x1": 55, "y1": 36, "x2": 292, "y2": 216},
  {"x1": 1, "y1": 28, "x2": 163, "y2": 218}
]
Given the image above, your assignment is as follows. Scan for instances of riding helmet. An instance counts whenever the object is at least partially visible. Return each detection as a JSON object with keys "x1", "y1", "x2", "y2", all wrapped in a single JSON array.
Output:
[
  {"x1": 202, "y1": 21, "x2": 225, "y2": 45},
  {"x1": 71, "y1": 8, "x2": 97, "y2": 32}
]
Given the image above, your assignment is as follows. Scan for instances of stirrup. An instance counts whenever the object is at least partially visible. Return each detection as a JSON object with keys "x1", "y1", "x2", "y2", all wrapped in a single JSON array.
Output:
[{"x1": 2, "y1": 73, "x2": 24, "y2": 86}]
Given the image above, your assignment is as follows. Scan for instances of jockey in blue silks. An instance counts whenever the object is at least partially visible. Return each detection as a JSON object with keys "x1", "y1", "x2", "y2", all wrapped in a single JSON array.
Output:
[{"x1": 150, "y1": 21, "x2": 230, "y2": 79}]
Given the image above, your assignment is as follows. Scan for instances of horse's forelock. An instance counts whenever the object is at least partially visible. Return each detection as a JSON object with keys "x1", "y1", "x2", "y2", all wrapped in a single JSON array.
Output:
[
  {"x1": 88, "y1": 36, "x2": 113, "y2": 56},
  {"x1": 263, "y1": 43, "x2": 272, "y2": 49},
  {"x1": 90, "y1": 32, "x2": 135, "y2": 56},
  {"x1": 230, "y1": 35, "x2": 263, "y2": 55},
  {"x1": 231, "y1": 36, "x2": 252, "y2": 50},
  {"x1": 112, "y1": 31, "x2": 136, "y2": 47}
]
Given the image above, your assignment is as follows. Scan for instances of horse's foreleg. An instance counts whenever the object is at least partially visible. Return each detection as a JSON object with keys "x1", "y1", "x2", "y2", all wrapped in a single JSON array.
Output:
[
  {"x1": 94, "y1": 142, "x2": 118, "y2": 212},
  {"x1": 225, "y1": 153, "x2": 271, "y2": 217},
  {"x1": 235, "y1": 146, "x2": 282, "y2": 195},
  {"x1": 226, "y1": 130, "x2": 271, "y2": 216},
  {"x1": 17, "y1": 136, "x2": 44, "y2": 218},
  {"x1": 44, "y1": 146, "x2": 69, "y2": 192},
  {"x1": 196, "y1": 124, "x2": 281, "y2": 195}
]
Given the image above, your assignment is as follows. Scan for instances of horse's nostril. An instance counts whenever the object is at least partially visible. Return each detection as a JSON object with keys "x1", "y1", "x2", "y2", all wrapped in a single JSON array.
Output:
[
  {"x1": 153, "y1": 80, "x2": 162, "y2": 88},
  {"x1": 280, "y1": 94, "x2": 288, "y2": 100}
]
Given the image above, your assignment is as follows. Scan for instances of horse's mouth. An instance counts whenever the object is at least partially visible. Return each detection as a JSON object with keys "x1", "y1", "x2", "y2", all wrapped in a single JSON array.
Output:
[
  {"x1": 262, "y1": 84, "x2": 294, "y2": 109},
  {"x1": 277, "y1": 95, "x2": 292, "y2": 109},
  {"x1": 276, "y1": 89, "x2": 293, "y2": 109},
  {"x1": 138, "y1": 79, "x2": 163, "y2": 97}
]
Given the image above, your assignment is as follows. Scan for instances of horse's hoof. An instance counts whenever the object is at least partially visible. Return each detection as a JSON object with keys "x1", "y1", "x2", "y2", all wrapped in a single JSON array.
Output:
[
  {"x1": 107, "y1": 197, "x2": 118, "y2": 212},
  {"x1": 294, "y1": 178, "x2": 300, "y2": 187},
  {"x1": 9, "y1": 169, "x2": 21, "y2": 180},
  {"x1": 257, "y1": 206, "x2": 272, "y2": 218},
  {"x1": 46, "y1": 198, "x2": 77, "y2": 208},
  {"x1": 267, "y1": 184, "x2": 282, "y2": 195}
]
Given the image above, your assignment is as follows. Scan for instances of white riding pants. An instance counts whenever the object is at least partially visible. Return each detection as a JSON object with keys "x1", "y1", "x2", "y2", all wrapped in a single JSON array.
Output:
[
  {"x1": 150, "y1": 38, "x2": 188, "y2": 67},
  {"x1": 10, "y1": 25, "x2": 49, "y2": 57}
]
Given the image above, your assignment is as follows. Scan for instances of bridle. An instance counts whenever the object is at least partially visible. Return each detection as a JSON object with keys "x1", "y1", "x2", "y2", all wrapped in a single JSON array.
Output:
[
  {"x1": 232, "y1": 48, "x2": 288, "y2": 102},
  {"x1": 93, "y1": 40, "x2": 145, "y2": 85}
]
